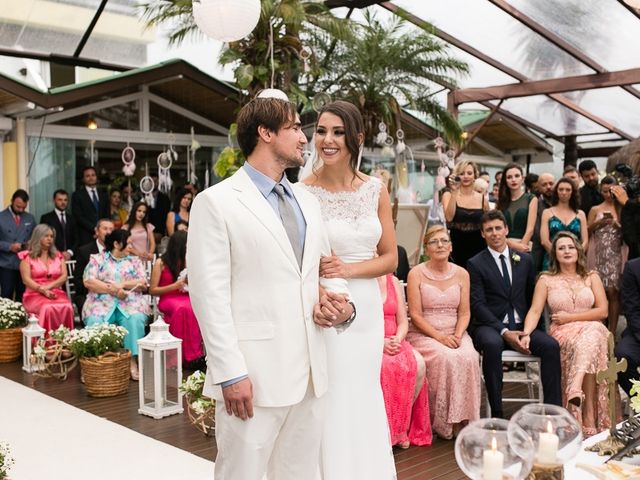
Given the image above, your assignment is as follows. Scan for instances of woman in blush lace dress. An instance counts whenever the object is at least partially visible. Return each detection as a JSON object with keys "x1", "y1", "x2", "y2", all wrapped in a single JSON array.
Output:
[
  {"x1": 19, "y1": 224, "x2": 74, "y2": 331},
  {"x1": 378, "y1": 273, "x2": 431, "y2": 449},
  {"x1": 406, "y1": 225, "x2": 480, "y2": 439},
  {"x1": 522, "y1": 231, "x2": 609, "y2": 437},
  {"x1": 587, "y1": 176, "x2": 627, "y2": 335},
  {"x1": 302, "y1": 100, "x2": 397, "y2": 480}
]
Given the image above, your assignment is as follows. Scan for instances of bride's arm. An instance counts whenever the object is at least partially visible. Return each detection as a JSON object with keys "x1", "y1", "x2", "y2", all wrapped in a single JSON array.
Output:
[{"x1": 320, "y1": 186, "x2": 397, "y2": 279}]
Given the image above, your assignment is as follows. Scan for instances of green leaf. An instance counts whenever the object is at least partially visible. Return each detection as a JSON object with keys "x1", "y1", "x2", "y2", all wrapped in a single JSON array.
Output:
[{"x1": 235, "y1": 65, "x2": 254, "y2": 89}]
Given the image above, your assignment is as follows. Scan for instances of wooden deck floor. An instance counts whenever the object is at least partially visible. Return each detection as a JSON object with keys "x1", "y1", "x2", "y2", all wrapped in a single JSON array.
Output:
[{"x1": 0, "y1": 360, "x2": 531, "y2": 479}]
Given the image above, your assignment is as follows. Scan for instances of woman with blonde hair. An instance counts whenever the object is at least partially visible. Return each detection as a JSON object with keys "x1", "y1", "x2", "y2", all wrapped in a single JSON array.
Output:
[
  {"x1": 442, "y1": 160, "x2": 488, "y2": 268},
  {"x1": 406, "y1": 225, "x2": 481, "y2": 439},
  {"x1": 522, "y1": 231, "x2": 609, "y2": 436},
  {"x1": 19, "y1": 224, "x2": 74, "y2": 331}
]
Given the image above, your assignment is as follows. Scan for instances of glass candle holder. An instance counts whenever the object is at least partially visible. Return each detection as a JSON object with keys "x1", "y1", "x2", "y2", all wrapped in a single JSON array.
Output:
[
  {"x1": 455, "y1": 418, "x2": 535, "y2": 480},
  {"x1": 509, "y1": 403, "x2": 582, "y2": 466}
]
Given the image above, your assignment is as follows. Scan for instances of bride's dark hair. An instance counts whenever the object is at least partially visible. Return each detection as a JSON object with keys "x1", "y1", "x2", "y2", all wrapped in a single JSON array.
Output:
[{"x1": 316, "y1": 100, "x2": 364, "y2": 173}]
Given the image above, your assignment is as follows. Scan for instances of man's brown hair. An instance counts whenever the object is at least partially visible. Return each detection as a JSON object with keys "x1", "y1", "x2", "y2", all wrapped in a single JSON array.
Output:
[{"x1": 236, "y1": 98, "x2": 297, "y2": 158}]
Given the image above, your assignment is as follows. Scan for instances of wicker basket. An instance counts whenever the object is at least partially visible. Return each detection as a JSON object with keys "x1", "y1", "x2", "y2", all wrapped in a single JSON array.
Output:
[
  {"x1": 185, "y1": 393, "x2": 216, "y2": 436},
  {"x1": 79, "y1": 350, "x2": 131, "y2": 397},
  {"x1": 0, "y1": 326, "x2": 23, "y2": 363}
]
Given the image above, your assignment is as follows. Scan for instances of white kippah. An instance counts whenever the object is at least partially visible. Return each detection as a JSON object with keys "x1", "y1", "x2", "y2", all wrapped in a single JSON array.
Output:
[{"x1": 256, "y1": 88, "x2": 289, "y2": 101}]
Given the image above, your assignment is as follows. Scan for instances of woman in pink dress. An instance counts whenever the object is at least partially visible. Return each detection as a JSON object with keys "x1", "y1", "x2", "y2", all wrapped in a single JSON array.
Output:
[
  {"x1": 407, "y1": 225, "x2": 481, "y2": 439},
  {"x1": 149, "y1": 231, "x2": 204, "y2": 368},
  {"x1": 123, "y1": 201, "x2": 155, "y2": 261},
  {"x1": 18, "y1": 224, "x2": 74, "y2": 331},
  {"x1": 522, "y1": 231, "x2": 609, "y2": 437},
  {"x1": 378, "y1": 273, "x2": 432, "y2": 448}
]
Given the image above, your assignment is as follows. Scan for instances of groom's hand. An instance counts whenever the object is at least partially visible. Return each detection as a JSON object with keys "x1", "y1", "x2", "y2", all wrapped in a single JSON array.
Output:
[
  {"x1": 315, "y1": 291, "x2": 352, "y2": 326},
  {"x1": 222, "y1": 378, "x2": 254, "y2": 420},
  {"x1": 502, "y1": 331, "x2": 531, "y2": 355}
]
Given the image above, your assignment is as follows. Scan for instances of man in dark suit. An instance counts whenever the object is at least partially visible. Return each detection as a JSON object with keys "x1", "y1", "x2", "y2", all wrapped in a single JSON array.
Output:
[
  {"x1": 147, "y1": 175, "x2": 171, "y2": 241},
  {"x1": 615, "y1": 258, "x2": 640, "y2": 395},
  {"x1": 0, "y1": 189, "x2": 35, "y2": 300},
  {"x1": 40, "y1": 189, "x2": 77, "y2": 260},
  {"x1": 72, "y1": 166, "x2": 109, "y2": 245},
  {"x1": 468, "y1": 210, "x2": 561, "y2": 418},
  {"x1": 73, "y1": 219, "x2": 114, "y2": 315}
]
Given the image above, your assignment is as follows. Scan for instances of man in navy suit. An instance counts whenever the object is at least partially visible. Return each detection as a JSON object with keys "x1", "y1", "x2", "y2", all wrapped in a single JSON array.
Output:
[
  {"x1": 468, "y1": 210, "x2": 561, "y2": 417},
  {"x1": 0, "y1": 189, "x2": 35, "y2": 300},
  {"x1": 40, "y1": 189, "x2": 77, "y2": 260},
  {"x1": 615, "y1": 258, "x2": 640, "y2": 395},
  {"x1": 71, "y1": 166, "x2": 109, "y2": 245}
]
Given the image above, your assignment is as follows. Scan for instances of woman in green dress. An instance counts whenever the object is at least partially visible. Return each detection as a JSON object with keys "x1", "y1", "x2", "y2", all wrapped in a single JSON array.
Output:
[{"x1": 497, "y1": 163, "x2": 538, "y2": 253}]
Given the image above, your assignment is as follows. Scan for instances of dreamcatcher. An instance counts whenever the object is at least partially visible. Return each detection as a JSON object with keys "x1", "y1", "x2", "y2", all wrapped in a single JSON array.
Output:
[
  {"x1": 157, "y1": 134, "x2": 176, "y2": 195},
  {"x1": 140, "y1": 162, "x2": 155, "y2": 208},
  {"x1": 429, "y1": 136, "x2": 455, "y2": 225},
  {"x1": 121, "y1": 143, "x2": 136, "y2": 210},
  {"x1": 188, "y1": 127, "x2": 200, "y2": 186}
]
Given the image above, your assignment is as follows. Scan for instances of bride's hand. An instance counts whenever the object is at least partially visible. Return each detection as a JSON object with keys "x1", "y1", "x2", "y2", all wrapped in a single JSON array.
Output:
[{"x1": 320, "y1": 254, "x2": 352, "y2": 279}]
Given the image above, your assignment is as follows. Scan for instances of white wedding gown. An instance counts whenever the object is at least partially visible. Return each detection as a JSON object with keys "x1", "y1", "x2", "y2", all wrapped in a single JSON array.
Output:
[{"x1": 304, "y1": 177, "x2": 397, "y2": 480}]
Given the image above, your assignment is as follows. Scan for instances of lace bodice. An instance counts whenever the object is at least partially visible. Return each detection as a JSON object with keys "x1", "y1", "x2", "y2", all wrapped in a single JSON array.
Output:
[
  {"x1": 302, "y1": 178, "x2": 382, "y2": 262},
  {"x1": 546, "y1": 274, "x2": 594, "y2": 315}
]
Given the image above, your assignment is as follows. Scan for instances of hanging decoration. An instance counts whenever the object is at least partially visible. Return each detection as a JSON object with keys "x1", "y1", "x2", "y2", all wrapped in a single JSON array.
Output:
[
  {"x1": 140, "y1": 162, "x2": 155, "y2": 208},
  {"x1": 121, "y1": 144, "x2": 136, "y2": 177},
  {"x1": 188, "y1": 127, "x2": 201, "y2": 186},
  {"x1": 298, "y1": 45, "x2": 313, "y2": 73},
  {"x1": 376, "y1": 122, "x2": 395, "y2": 158},
  {"x1": 85, "y1": 140, "x2": 99, "y2": 167},
  {"x1": 193, "y1": 0, "x2": 261, "y2": 43},
  {"x1": 312, "y1": 92, "x2": 331, "y2": 112}
]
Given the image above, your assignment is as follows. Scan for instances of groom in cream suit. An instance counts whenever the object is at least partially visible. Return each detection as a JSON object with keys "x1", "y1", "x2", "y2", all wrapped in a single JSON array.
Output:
[{"x1": 187, "y1": 93, "x2": 354, "y2": 480}]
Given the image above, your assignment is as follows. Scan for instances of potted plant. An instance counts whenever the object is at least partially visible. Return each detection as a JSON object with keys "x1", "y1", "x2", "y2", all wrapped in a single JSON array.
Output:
[
  {"x1": 180, "y1": 370, "x2": 215, "y2": 436},
  {"x1": 0, "y1": 298, "x2": 28, "y2": 363},
  {"x1": 0, "y1": 440, "x2": 15, "y2": 480},
  {"x1": 66, "y1": 324, "x2": 130, "y2": 397}
]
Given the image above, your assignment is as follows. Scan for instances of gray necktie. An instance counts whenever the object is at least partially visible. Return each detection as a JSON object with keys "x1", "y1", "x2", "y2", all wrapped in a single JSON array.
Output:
[{"x1": 274, "y1": 183, "x2": 303, "y2": 268}]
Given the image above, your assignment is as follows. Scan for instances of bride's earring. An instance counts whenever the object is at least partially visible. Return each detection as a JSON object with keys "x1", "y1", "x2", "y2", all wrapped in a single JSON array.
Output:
[{"x1": 356, "y1": 144, "x2": 364, "y2": 171}]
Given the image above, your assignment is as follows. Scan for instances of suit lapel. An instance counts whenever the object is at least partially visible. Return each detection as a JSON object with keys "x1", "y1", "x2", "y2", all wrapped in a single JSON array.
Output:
[{"x1": 232, "y1": 169, "x2": 300, "y2": 273}]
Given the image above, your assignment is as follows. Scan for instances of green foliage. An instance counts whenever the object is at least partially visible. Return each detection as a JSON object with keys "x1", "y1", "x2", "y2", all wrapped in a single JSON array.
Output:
[{"x1": 214, "y1": 146, "x2": 244, "y2": 179}]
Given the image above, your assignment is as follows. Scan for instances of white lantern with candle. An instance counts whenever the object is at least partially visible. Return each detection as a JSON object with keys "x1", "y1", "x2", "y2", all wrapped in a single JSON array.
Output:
[
  {"x1": 537, "y1": 420, "x2": 559, "y2": 464},
  {"x1": 483, "y1": 436, "x2": 504, "y2": 480},
  {"x1": 22, "y1": 315, "x2": 45, "y2": 373}
]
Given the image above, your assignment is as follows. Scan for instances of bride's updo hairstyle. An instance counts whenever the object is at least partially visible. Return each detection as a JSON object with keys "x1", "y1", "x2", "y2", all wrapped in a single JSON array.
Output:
[
  {"x1": 236, "y1": 96, "x2": 297, "y2": 158},
  {"x1": 316, "y1": 100, "x2": 364, "y2": 172},
  {"x1": 546, "y1": 231, "x2": 589, "y2": 278}
]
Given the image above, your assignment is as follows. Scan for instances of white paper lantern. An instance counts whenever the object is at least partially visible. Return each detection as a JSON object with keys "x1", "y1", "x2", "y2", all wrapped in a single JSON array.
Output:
[{"x1": 193, "y1": 0, "x2": 261, "y2": 42}]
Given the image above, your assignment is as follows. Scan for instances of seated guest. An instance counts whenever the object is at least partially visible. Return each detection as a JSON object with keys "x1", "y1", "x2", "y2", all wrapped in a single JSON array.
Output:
[
  {"x1": 378, "y1": 272, "x2": 431, "y2": 447},
  {"x1": 74, "y1": 219, "x2": 114, "y2": 315},
  {"x1": 149, "y1": 231, "x2": 204, "y2": 369},
  {"x1": 108, "y1": 188, "x2": 129, "y2": 229},
  {"x1": 407, "y1": 225, "x2": 480, "y2": 439},
  {"x1": 83, "y1": 229, "x2": 149, "y2": 380},
  {"x1": 18, "y1": 224, "x2": 74, "y2": 331},
  {"x1": 468, "y1": 210, "x2": 561, "y2": 419},
  {"x1": 123, "y1": 202, "x2": 155, "y2": 261},
  {"x1": 616, "y1": 258, "x2": 640, "y2": 397},
  {"x1": 523, "y1": 232, "x2": 609, "y2": 436},
  {"x1": 165, "y1": 188, "x2": 192, "y2": 236}
]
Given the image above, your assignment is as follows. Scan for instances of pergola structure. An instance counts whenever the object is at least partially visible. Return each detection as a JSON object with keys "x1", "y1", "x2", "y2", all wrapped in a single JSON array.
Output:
[
  {"x1": 2, "y1": 0, "x2": 639, "y2": 167},
  {"x1": 328, "y1": 0, "x2": 640, "y2": 166}
]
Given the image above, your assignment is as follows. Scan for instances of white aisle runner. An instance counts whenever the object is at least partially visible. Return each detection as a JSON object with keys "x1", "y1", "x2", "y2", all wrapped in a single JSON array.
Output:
[{"x1": 0, "y1": 376, "x2": 214, "y2": 480}]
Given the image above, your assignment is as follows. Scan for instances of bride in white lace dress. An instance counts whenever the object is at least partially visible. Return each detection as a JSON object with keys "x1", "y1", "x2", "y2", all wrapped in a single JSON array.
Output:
[{"x1": 302, "y1": 101, "x2": 398, "y2": 479}]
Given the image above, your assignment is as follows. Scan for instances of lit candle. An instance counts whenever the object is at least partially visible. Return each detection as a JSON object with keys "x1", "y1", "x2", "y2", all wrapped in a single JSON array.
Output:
[
  {"x1": 483, "y1": 436, "x2": 503, "y2": 480},
  {"x1": 537, "y1": 420, "x2": 559, "y2": 464}
]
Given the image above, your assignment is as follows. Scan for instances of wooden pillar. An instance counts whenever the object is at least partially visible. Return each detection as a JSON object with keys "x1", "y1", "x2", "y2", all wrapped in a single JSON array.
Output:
[{"x1": 563, "y1": 135, "x2": 578, "y2": 169}]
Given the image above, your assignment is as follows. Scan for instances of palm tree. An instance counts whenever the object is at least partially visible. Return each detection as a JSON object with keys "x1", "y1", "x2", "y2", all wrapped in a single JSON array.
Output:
[
  {"x1": 140, "y1": 0, "x2": 354, "y2": 101},
  {"x1": 307, "y1": 9, "x2": 469, "y2": 144}
]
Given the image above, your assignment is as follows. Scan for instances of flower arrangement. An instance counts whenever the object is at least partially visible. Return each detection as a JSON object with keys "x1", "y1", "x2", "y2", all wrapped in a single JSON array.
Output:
[
  {"x1": 629, "y1": 379, "x2": 640, "y2": 413},
  {"x1": 0, "y1": 298, "x2": 27, "y2": 329},
  {"x1": 65, "y1": 324, "x2": 128, "y2": 358},
  {"x1": 0, "y1": 440, "x2": 15, "y2": 479},
  {"x1": 180, "y1": 370, "x2": 215, "y2": 436}
]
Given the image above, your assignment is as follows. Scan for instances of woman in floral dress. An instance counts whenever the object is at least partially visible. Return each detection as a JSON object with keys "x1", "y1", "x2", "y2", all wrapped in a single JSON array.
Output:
[{"x1": 83, "y1": 229, "x2": 150, "y2": 380}]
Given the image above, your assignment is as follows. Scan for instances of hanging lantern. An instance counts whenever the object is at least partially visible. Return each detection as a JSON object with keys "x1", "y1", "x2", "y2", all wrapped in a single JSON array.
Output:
[
  {"x1": 22, "y1": 315, "x2": 45, "y2": 373},
  {"x1": 138, "y1": 315, "x2": 184, "y2": 419},
  {"x1": 193, "y1": 0, "x2": 261, "y2": 43}
]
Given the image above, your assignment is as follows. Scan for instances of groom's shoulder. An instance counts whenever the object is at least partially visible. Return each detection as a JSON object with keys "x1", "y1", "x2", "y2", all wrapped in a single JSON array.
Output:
[{"x1": 468, "y1": 248, "x2": 489, "y2": 268}]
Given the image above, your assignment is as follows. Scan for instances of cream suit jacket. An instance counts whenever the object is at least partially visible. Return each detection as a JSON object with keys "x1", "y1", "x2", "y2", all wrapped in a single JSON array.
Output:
[{"x1": 187, "y1": 168, "x2": 347, "y2": 407}]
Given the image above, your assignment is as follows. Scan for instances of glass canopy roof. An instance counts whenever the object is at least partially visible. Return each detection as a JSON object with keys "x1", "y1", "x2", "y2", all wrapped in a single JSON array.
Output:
[
  {"x1": 386, "y1": 0, "x2": 640, "y2": 142},
  {"x1": 1, "y1": 0, "x2": 639, "y2": 144}
]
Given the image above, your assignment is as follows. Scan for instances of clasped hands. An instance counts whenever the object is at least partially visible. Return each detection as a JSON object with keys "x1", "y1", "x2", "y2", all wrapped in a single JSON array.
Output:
[
  {"x1": 384, "y1": 336, "x2": 401, "y2": 355},
  {"x1": 106, "y1": 281, "x2": 148, "y2": 299},
  {"x1": 36, "y1": 285, "x2": 56, "y2": 299},
  {"x1": 502, "y1": 330, "x2": 531, "y2": 355},
  {"x1": 313, "y1": 291, "x2": 353, "y2": 328},
  {"x1": 437, "y1": 333, "x2": 462, "y2": 349}
]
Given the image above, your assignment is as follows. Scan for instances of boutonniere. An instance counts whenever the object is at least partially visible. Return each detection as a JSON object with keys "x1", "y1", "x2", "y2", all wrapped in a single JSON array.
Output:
[{"x1": 511, "y1": 253, "x2": 521, "y2": 264}]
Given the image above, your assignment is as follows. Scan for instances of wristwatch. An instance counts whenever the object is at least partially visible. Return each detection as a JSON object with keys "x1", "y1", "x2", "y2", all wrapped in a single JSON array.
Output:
[{"x1": 342, "y1": 301, "x2": 357, "y2": 327}]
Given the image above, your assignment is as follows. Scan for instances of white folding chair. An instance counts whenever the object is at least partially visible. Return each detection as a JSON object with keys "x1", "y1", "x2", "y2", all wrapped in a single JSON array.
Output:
[
  {"x1": 64, "y1": 260, "x2": 81, "y2": 325},
  {"x1": 481, "y1": 349, "x2": 544, "y2": 418}
]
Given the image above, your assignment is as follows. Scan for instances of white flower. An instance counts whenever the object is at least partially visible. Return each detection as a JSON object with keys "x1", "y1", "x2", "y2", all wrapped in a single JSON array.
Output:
[{"x1": 511, "y1": 253, "x2": 521, "y2": 263}]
